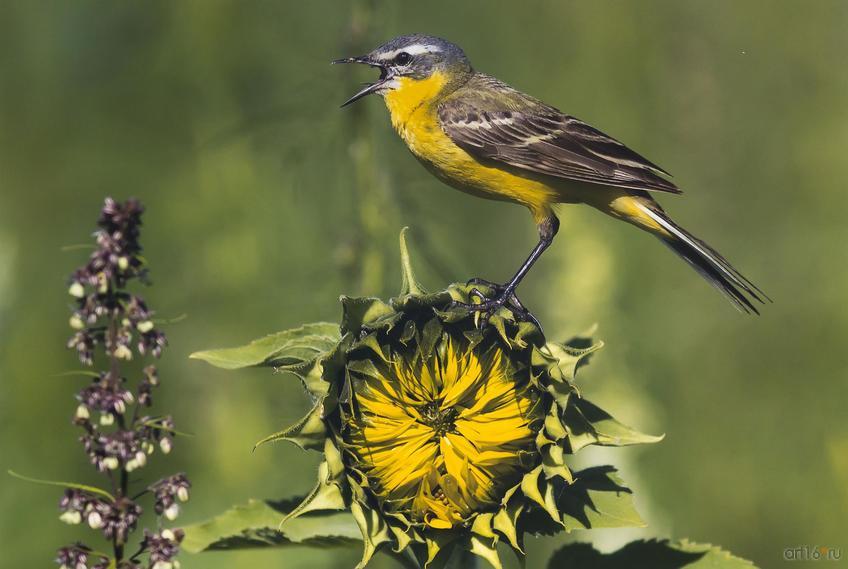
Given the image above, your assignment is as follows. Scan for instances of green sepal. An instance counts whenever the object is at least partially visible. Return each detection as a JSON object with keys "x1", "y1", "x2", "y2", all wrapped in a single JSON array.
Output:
[
  {"x1": 283, "y1": 462, "x2": 347, "y2": 523},
  {"x1": 189, "y1": 322, "x2": 339, "y2": 370},
  {"x1": 564, "y1": 397, "x2": 664, "y2": 452},
  {"x1": 283, "y1": 438, "x2": 348, "y2": 524},
  {"x1": 470, "y1": 512, "x2": 497, "y2": 539},
  {"x1": 275, "y1": 354, "x2": 331, "y2": 398},
  {"x1": 469, "y1": 535, "x2": 503, "y2": 569},
  {"x1": 540, "y1": 441, "x2": 573, "y2": 483},
  {"x1": 417, "y1": 532, "x2": 458, "y2": 569},
  {"x1": 351, "y1": 333, "x2": 392, "y2": 363},
  {"x1": 350, "y1": 500, "x2": 393, "y2": 569},
  {"x1": 520, "y1": 465, "x2": 562, "y2": 526},
  {"x1": 493, "y1": 500, "x2": 524, "y2": 553},
  {"x1": 543, "y1": 332, "x2": 604, "y2": 382},
  {"x1": 253, "y1": 400, "x2": 326, "y2": 452},
  {"x1": 398, "y1": 227, "x2": 425, "y2": 297},
  {"x1": 384, "y1": 512, "x2": 414, "y2": 552},
  {"x1": 340, "y1": 296, "x2": 397, "y2": 335}
]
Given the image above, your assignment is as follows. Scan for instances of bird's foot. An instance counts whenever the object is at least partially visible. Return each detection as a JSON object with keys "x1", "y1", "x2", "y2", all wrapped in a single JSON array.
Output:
[{"x1": 451, "y1": 278, "x2": 542, "y2": 331}]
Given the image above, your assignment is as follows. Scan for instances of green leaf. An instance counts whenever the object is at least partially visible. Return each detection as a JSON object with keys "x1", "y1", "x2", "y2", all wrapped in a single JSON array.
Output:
[
  {"x1": 558, "y1": 466, "x2": 644, "y2": 530},
  {"x1": 547, "y1": 539, "x2": 757, "y2": 568},
  {"x1": 189, "y1": 322, "x2": 339, "y2": 369},
  {"x1": 53, "y1": 370, "x2": 103, "y2": 379},
  {"x1": 181, "y1": 497, "x2": 360, "y2": 553},
  {"x1": 8, "y1": 470, "x2": 115, "y2": 502},
  {"x1": 564, "y1": 397, "x2": 664, "y2": 452}
]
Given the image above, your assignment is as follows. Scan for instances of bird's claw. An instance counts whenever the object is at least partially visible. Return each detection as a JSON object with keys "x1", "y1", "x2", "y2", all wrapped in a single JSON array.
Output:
[{"x1": 451, "y1": 279, "x2": 542, "y2": 331}]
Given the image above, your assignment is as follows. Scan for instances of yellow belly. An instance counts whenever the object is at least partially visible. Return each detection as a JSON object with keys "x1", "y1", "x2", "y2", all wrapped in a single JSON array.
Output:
[{"x1": 383, "y1": 76, "x2": 562, "y2": 222}]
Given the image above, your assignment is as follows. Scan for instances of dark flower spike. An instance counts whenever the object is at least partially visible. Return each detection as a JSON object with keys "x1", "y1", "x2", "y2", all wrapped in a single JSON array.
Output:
[{"x1": 48, "y1": 198, "x2": 188, "y2": 568}]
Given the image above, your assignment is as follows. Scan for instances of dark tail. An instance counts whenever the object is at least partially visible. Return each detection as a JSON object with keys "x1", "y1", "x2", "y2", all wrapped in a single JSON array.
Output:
[{"x1": 638, "y1": 204, "x2": 770, "y2": 314}]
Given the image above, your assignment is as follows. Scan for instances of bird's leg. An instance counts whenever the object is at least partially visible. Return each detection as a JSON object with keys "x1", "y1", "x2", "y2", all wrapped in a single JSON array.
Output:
[{"x1": 455, "y1": 215, "x2": 559, "y2": 325}]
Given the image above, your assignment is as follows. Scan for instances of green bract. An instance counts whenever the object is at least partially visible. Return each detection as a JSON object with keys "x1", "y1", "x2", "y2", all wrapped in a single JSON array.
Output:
[{"x1": 188, "y1": 230, "x2": 664, "y2": 569}]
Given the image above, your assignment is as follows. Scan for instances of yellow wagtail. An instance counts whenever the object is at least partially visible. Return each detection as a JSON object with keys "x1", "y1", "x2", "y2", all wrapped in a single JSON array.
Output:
[{"x1": 334, "y1": 35, "x2": 767, "y2": 316}]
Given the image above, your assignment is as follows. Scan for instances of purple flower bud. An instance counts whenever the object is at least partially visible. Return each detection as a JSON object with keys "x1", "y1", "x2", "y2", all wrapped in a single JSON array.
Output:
[{"x1": 149, "y1": 474, "x2": 191, "y2": 518}]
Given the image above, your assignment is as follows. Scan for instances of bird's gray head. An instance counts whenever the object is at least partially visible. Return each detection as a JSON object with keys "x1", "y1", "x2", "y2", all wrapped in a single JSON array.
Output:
[{"x1": 333, "y1": 34, "x2": 472, "y2": 107}]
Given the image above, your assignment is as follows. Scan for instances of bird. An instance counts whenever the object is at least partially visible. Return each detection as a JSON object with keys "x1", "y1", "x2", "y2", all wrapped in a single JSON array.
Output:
[{"x1": 333, "y1": 34, "x2": 767, "y2": 316}]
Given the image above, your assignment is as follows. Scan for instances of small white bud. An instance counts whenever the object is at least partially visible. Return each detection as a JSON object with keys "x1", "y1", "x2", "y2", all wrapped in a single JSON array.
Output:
[
  {"x1": 118, "y1": 256, "x2": 129, "y2": 270},
  {"x1": 152, "y1": 561, "x2": 172, "y2": 569},
  {"x1": 87, "y1": 511, "x2": 103, "y2": 529},
  {"x1": 135, "y1": 451, "x2": 147, "y2": 468},
  {"x1": 75, "y1": 405, "x2": 90, "y2": 420},
  {"x1": 114, "y1": 400, "x2": 126, "y2": 415},
  {"x1": 97, "y1": 274, "x2": 108, "y2": 293},
  {"x1": 124, "y1": 392, "x2": 135, "y2": 404},
  {"x1": 164, "y1": 503, "x2": 180, "y2": 521},
  {"x1": 137, "y1": 320, "x2": 154, "y2": 333},
  {"x1": 173, "y1": 561, "x2": 181, "y2": 569},
  {"x1": 59, "y1": 510, "x2": 82, "y2": 525},
  {"x1": 160, "y1": 437, "x2": 172, "y2": 454},
  {"x1": 68, "y1": 282, "x2": 85, "y2": 298},
  {"x1": 69, "y1": 315, "x2": 85, "y2": 330},
  {"x1": 113, "y1": 345, "x2": 133, "y2": 361},
  {"x1": 99, "y1": 413, "x2": 115, "y2": 426},
  {"x1": 102, "y1": 457, "x2": 120, "y2": 470},
  {"x1": 161, "y1": 528, "x2": 176, "y2": 541},
  {"x1": 143, "y1": 441, "x2": 155, "y2": 455},
  {"x1": 121, "y1": 318, "x2": 131, "y2": 328},
  {"x1": 177, "y1": 486, "x2": 189, "y2": 502}
]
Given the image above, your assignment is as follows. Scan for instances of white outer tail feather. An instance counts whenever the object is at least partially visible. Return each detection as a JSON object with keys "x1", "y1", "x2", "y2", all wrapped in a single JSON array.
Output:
[{"x1": 636, "y1": 203, "x2": 767, "y2": 314}]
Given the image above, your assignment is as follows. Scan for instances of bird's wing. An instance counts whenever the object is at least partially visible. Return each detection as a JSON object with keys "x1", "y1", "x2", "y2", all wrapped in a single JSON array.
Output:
[{"x1": 438, "y1": 79, "x2": 680, "y2": 194}]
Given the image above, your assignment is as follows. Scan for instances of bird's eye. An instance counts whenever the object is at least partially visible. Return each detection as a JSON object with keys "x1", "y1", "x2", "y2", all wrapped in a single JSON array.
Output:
[{"x1": 395, "y1": 52, "x2": 412, "y2": 65}]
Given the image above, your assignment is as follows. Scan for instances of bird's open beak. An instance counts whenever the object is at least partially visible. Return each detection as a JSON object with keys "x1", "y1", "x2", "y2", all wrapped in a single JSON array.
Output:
[{"x1": 331, "y1": 55, "x2": 389, "y2": 108}]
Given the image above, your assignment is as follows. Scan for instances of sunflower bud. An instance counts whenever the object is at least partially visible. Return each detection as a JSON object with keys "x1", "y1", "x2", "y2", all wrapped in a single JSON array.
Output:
[
  {"x1": 343, "y1": 318, "x2": 543, "y2": 531},
  {"x1": 191, "y1": 229, "x2": 661, "y2": 568}
]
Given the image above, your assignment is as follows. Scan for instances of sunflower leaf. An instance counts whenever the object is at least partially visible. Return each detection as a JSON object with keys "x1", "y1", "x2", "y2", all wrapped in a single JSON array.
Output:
[
  {"x1": 180, "y1": 497, "x2": 361, "y2": 553},
  {"x1": 189, "y1": 322, "x2": 340, "y2": 369},
  {"x1": 547, "y1": 539, "x2": 757, "y2": 568}
]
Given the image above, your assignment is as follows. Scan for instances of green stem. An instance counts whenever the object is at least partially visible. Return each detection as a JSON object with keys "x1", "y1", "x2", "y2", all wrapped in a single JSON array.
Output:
[{"x1": 107, "y1": 313, "x2": 126, "y2": 564}]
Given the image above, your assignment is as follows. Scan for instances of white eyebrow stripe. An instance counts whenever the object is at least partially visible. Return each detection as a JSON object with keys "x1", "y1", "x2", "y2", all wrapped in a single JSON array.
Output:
[{"x1": 374, "y1": 43, "x2": 442, "y2": 61}]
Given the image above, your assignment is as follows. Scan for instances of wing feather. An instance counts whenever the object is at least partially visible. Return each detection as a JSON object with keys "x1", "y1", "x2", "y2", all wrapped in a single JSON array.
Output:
[{"x1": 438, "y1": 81, "x2": 680, "y2": 194}]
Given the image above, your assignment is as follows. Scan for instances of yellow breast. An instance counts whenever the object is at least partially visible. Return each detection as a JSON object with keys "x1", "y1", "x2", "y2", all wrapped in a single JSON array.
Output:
[{"x1": 382, "y1": 74, "x2": 560, "y2": 221}]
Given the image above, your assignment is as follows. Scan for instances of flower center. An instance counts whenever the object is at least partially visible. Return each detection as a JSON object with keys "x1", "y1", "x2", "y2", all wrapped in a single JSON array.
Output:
[
  {"x1": 418, "y1": 401, "x2": 458, "y2": 439},
  {"x1": 345, "y1": 335, "x2": 542, "y2": 529}
]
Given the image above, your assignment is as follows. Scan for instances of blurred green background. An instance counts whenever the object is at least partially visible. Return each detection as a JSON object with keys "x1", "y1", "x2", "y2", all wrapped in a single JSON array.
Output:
[{"x1": 1, "y1": 1, "x2": 846, "y2": 567}]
